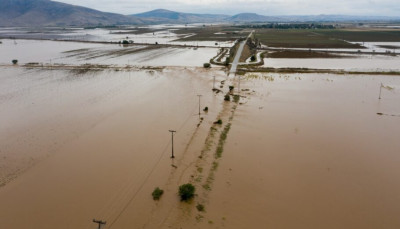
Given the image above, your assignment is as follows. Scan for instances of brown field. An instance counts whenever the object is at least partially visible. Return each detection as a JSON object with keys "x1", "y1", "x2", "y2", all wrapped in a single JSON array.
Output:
[
  {"x1": 267, "y1": 50, "x2": 346, "y2": 58},
  {"x1": 255, "y1": 29, "x2": 364, "y2": 48},
  {"x1": 174, "y1": 26, "x2": 246, "y2": 42}
]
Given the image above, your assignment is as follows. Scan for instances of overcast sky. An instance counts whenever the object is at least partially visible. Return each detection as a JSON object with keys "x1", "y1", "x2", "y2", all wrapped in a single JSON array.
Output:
[{"x1": 55, "y1": 0, "x2": 400, "y2": 16}]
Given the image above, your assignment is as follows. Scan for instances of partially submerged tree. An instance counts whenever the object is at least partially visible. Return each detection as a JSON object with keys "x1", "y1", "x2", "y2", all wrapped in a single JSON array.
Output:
[
  {"x1": 179, "y1": 183, "x2": 195, "y2": 201},
  {"x1": 152, "y1": 187, "x2": 164, "y2": 200}
]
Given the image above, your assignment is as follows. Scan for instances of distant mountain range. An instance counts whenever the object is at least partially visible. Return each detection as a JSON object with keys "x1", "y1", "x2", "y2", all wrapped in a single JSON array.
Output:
[
  {"x1": 1, "y1": 0, "x2": 399, "y2": 27},
  {"x1": 0, "y1": 0, "x2": 143, "y2": 26},
  {"x1": 133, "y1": 9, "x2": 228, "y2": 24}
]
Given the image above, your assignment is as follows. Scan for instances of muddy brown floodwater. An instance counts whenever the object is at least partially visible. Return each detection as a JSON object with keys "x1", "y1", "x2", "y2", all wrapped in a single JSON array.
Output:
[
  {"x1": 201, "y1": 73, "x2": 400, "y2": 229},
  {"x1": 0, "y1": 66, "x2": 228, "y2": 229},
  {"x1": 1, "y1": 39, "x2": 400, "y2": 229}
]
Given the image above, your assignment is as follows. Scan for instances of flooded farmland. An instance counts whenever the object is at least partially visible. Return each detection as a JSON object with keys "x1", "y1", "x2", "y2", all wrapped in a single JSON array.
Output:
[
  {"x1": 0, "y1": 39, "x2": 220, "y2": 67},
  {"x1": 263, "y1": 55, "x2": 400, "y2": 71},
  {"x1": 205, "y1": 73, "x2": 400, "y2": 229},
  {"x1": 1, "y1": 25, "x2": 400, "y2": 229}
]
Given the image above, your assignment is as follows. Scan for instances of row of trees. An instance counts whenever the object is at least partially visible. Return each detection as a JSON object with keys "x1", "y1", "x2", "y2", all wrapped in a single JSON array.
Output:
[{"x1": 237, "y1": 23, "x2": 335, "y2": 29}]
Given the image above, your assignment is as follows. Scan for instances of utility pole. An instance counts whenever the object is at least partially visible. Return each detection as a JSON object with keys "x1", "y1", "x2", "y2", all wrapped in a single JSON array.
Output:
[
  {"x1": 213, "y1": 76, "x2": 216, "y2": 89},
  {"x1": 379, "y1": 82, "x2": 383, "y2": 100},
  {"x1": 169, "y1": 130, "x2": 176, "y2": 158},
  {"x1": 238, "y1": 75, "x2": 241, "y2": 93},
  {"x1": 93, "y1": 219, "x2": 106, "y2": 229},
  {"x1": 197, "y1": 95, "x2": 202, "y2": 116}
]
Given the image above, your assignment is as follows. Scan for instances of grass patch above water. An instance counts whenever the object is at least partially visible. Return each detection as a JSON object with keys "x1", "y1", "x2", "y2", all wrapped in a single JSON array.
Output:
[
  {"x1": 216, "y1": 123, "x2": 232, "y2": 158},
  {"x1": 152, "y1": 187, "x2": 164, "y2": 200},
  {"x1": 179, "y1": 183, "x2": 196, "y2": 201}
]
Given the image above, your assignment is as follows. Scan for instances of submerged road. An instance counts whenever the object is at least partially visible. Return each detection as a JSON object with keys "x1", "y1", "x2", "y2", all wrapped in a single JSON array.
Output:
[
  {"x1": 229, "y1": 40, "x2": 246, "y2": 75},
  {"x1": 229, "y1": 31, "x2": 254, "y2": 75}
]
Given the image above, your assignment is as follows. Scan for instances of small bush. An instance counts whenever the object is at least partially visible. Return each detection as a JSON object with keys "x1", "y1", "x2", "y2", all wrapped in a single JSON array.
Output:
[
  {"x1": 179, "y1": 183, "x2": 195, "y2": 201},
  {"x1": 224, "y1": 94, "x2": 230, "y2": 101},
  {"x1": 214, "y1": 119, "x2": 222, "y2": 125},
  {"x1": 12, "y1": 59, "x2": 18, "y2": 65},
  {"x1": 203, "y1": 63, "x2": 211, "y2": 68},
  {"x1": 196, "y1": 204, "x2": 205, "y2": 212},
  {"x1": 229, "y1": 86, "x2": 234, "y2": 91},
  {"x1": 250, "y1": 55, "x2": 256, "y2": 62},
  {"x1": 152, "y1": 187, "x2": 164, "y2": 200},
  {"x1": 122, "y1": 40, "x2": 129, "y2": 45},
  {"x1": 233, "y1": 95, "x2": 240, "y2": 103},
  {"x1": 203, "y1": 107, "x2": 208, "y2": 112}
]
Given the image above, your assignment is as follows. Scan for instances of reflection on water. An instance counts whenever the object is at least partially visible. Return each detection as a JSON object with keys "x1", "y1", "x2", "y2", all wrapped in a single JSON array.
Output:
[{"x1": 0, "y1": 39, "x2": 220, "y2": 67}]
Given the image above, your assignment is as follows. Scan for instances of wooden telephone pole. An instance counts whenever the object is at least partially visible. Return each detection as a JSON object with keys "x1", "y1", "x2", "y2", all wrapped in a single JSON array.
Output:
[
  {"x1": 213, "y1": 76, "x2": 216, "y2": 89},
  {"x1": 93, "y1": 219, "x2": 106, "y2": 229},
  {"x1": 197, "y1": 95, "x2": 202, "y2": 116},
  {"x1": 169, "y1": 130, "x2": 176, "y2": 158}
]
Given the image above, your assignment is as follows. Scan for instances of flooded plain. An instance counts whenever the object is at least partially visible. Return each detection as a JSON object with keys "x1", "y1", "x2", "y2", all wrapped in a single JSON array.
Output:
[
  {"x1": 204, "y1": 73, "x2": 400, "y2": 229},
  {"x1": 0, "y1": 66, "x2": 227, "y2": 229},
  {"x1": 263, "y1": 55, "x2": 400, "y2": 71},
  {"x1": 0, "y1": 39, "x2": 220, "y2": 67},
  {"x1": 1, "y1": 30, "x2": 400, "y2": 229}
]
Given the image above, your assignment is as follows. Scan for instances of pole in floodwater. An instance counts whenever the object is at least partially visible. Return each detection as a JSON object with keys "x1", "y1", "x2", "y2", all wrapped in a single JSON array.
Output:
[
  {"x1": 169, "y1": 130, "x2": 176, "y2": 158},
  {"x1": 93, "y1": 219, "x2": 106, "y2": 229},
  {"x1": 238, "y1": 75, "x2": 241, "y2": 93},
  {"x1": 379, "y1": 82, "x2": 383, "y2": 100},
  {"x1": 213, "y1": 76, "x2": 216, "y2": 89},
  {"x1": 197, "y1": 95, "x2": 202, "y2": 117}
]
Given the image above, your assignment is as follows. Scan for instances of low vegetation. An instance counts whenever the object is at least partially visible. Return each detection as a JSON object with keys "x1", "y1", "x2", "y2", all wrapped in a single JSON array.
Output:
[
  {"x1": 214, "y1": 119, "x2": 223, "y2": 125},
  {"x1": 203, "y1": 63, "x2": 211, "y2": 68},
  {"x1": 179, "y1": 183, "x2": 195, "y2": 201},
  {"x1": 233, "y1": 94, "x2": 240, "y2": 103},
  {"x1": 152, "y1": 187, "x2": 164, "y2": 200},
  {"x1": 196, "y1": 203, "x2": 205, "y2": 212},
  {"x1": 216, "y1": 123, "x2": 232, "y2": 158},
  {"x1": 224, "y1": 94, "x2": 231, "y2": 101}
]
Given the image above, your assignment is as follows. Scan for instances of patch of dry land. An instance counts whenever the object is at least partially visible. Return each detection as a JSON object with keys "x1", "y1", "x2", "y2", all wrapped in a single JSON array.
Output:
[{"x1": 1, "y1": 37, "x2": 400, "y2": 229}]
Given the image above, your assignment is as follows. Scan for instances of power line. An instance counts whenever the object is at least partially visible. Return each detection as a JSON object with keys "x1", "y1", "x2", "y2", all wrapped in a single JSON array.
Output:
[{"x1": 106, "y1": 105, "x2": 198, "y2": 229}]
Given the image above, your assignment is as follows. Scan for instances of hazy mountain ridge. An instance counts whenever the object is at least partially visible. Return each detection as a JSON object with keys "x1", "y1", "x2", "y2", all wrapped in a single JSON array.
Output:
[
  {"x1": 133, "y1": 9, "x2": 228, "y2": 23},
  {"x1": 0, "y1": 0, "x2": 144, "y2": 26},
  {"x1": 1, "y1": 0, "x2": 399, "y2": 27}
]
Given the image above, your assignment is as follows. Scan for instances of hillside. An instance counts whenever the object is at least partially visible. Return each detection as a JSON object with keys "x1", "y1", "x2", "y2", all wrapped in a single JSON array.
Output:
[
  {"x1": 227, "y1": 13, "x2": 280, "y2": 22},
  {"x1": 0, "y1": 0, "x2": 143, "y2": 26},
  {"x1": 133, "y1": 9, "x2": 228, "y2": 23}
]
